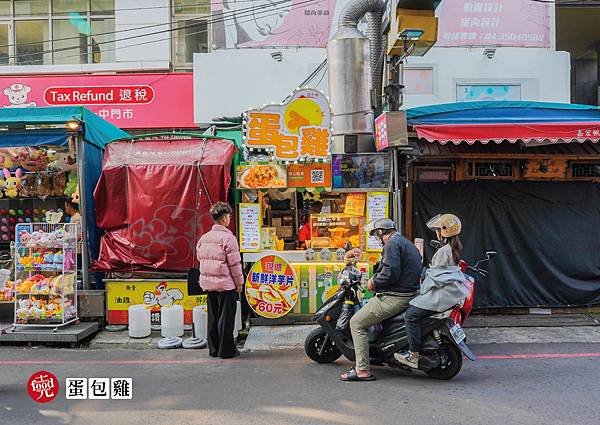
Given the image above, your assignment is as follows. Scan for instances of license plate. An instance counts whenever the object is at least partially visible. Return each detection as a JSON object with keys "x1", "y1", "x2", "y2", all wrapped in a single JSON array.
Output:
[{"x1": 449, "y1": 323, "x2": 466, "y2": 344}]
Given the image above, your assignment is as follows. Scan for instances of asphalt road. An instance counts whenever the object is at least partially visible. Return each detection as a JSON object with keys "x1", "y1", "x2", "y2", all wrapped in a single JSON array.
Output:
[{"x1": 1, "y1": 343, "x2": 599, "y2": 425}]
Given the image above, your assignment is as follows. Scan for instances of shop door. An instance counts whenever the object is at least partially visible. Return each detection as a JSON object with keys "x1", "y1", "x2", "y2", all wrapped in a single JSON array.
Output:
[{"x1": 412, "y1": 180, "x2": 600, "y2": 308}]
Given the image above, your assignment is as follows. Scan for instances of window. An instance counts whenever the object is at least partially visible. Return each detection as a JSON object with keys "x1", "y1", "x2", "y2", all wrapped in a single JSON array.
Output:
[
  {"x1": 0, "y1": 0, "x2": 115, "y2": 66},
  {"x1": 404, "y1": 68, "x2": 434, "y2": 95},
  {"x1": 173, "y1": 0, "x2": 210, "y2": 68},
  {"x1": 457, "y1": 84, "x2": 521, "y2": 102}
]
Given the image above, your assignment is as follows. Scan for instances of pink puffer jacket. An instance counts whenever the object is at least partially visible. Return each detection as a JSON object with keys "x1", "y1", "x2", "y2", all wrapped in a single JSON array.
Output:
[{"x1": 196, "y1": 224, "x2": 244, "y2": 292}]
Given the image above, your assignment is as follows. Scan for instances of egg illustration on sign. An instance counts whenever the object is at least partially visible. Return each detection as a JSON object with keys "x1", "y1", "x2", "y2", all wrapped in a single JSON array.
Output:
[{"x1": 284, "y1": 98, "x2": 325, "y2": 134}]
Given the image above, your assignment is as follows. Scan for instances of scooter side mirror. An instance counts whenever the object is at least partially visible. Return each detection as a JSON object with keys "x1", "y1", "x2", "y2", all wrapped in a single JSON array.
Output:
[{"x1": 486, "y1": 251, "x2": 497, "y2": 259}]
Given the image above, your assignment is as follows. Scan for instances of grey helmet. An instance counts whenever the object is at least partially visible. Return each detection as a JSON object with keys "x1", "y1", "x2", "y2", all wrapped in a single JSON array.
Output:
[{"x1": 365, "y1": 218, "x2": 396, "y2": 236}]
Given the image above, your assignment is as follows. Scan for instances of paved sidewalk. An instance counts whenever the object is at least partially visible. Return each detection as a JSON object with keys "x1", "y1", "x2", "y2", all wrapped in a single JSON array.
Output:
[{"x1": 243, "y1": 325, "x2": 600, "y2": 351}]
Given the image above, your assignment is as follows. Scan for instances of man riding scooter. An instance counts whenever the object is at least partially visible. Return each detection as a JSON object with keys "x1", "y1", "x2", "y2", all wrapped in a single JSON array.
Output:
[{"x1": 340, "y1": 218, "x2": 422, "y2": 382}]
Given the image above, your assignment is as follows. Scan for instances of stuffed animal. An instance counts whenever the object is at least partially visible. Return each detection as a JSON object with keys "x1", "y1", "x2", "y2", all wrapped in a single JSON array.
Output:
[
  {"x1": 52, "y1": 172, "x2": 68, "y2": 197},
  {"x1": 43, "y1": 252, "x2": 54, "y2": 264},
  {"x1": 16, "y1": 274, "x2": 44, "y2": 293},
  {"x1": 45, "y1": 298, "x2": 63, "y2": 319},
  {"x1": 71, "y1": 184, "x2": 80, "y2": 204},
  {"x1": 19, "y1": 173, "x2": 36, "y2": 197},
  {"x1": 16, "y1": 298, "x2": 32, "y2": 321},
  {"x1": 0, "y1": 177, "x2": 4, "y2": 199},
  {"x1": 64, "y1": 172, "x2": 78, "y2": 197},
  {"x1": 54, "y1": 229, "x2": 64, "y2": 246},
  {"x1": 13, "y1": 147, "x2": 49, "y2": 172},
  {"x1": 53, "y1": 251, "x2": 64, "y2": 270},
  {"x1": 18, "y1": 230, "x2": 32, "y2": 247},
  {"x1": 29, "y1": 297, "x2": 45, "y2": 319},
  {"x1": 31, "y1": 279, "x2": 50, "y2": 295},
  {"x1": 29, "y1": 230, "x2": 43, "y2": 247},
  {"x1": 49, "y1": 152, "x2": 77, "y2": 172},
  {"x1": 36, "y1": 173, "x2": 53, "y2": 198},
  {"x1": 3, "y1": 168, "x2": 23, "y2": 198},
  {"x1": 64, "y1": 249, "x2": 75, "y2": 271}
]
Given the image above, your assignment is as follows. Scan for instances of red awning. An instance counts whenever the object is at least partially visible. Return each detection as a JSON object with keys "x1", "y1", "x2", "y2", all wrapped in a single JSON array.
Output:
[{"x1": 414, "y1": 122, "x2": 600, "y2": 145}]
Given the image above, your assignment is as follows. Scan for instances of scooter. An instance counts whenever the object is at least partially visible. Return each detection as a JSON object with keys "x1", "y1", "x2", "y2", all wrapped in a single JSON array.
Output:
[{"x1": 304, "y1": 246, "x2": 497, "y2": 380}]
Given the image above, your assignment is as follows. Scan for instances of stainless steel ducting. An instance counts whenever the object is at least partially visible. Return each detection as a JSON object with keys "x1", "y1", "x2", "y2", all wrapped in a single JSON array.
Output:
[{"x1": 328, "y1": 0, "x2": 385, "y2": 152}]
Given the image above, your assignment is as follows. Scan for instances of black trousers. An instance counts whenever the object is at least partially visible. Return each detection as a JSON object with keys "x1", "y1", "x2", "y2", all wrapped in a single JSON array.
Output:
[
  {"x1": 207, "y1": 290, "x2": 238, "y2": 359},
  {"x1": 404, "y1": 305, "x2": 437, "y2": 353}
]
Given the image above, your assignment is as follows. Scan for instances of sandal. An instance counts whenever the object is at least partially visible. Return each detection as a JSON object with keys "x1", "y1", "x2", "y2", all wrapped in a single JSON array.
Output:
[{"x1": 340, "y1": 368, "x2": 376, "y2": 382}]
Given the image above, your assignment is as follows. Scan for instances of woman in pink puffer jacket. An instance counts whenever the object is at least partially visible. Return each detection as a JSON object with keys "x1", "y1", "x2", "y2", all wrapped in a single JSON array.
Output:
[{"x1": 196, "y1": 202, "x2": 244, "y2": 359}]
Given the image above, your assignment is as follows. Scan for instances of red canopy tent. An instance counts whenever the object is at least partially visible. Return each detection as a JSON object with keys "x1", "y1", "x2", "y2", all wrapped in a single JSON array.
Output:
[{"x1": 93, "y1": 136, "x2": 237, "y2": 272}]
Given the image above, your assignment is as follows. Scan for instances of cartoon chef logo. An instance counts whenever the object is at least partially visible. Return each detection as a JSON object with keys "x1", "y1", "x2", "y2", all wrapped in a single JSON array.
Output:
[
  {"x1": 143, "y1": 282, "x2": 184, "y2": 311},
  {"x1": 3, "y1": 83, "x2": 37, "y2": 108}
]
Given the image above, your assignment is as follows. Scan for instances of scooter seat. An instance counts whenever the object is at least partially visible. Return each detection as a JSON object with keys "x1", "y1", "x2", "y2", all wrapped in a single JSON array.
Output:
[{"x1": 381, "y1": 310, "x2": 407, "y2": 326}]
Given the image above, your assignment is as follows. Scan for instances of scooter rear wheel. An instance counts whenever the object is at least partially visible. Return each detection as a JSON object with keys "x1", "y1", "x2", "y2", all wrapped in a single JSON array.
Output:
[
  {"x1": 305, "y1": 328, "x2": 342, "y2": 363},
  {"x1": 425, "y1": 340, "x2": 463, "y2": 380}
]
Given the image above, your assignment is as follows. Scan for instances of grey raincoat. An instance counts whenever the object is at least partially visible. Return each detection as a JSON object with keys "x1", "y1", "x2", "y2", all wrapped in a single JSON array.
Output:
[{"x1": 409, "y1": 266, "x2": 469, "y2": 312}]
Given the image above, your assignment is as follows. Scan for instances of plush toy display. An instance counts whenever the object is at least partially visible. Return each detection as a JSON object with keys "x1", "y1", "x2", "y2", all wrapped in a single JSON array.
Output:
[
  {"x1": 12, "y1": 147, "x2": 50, "y2": 172},
  {"x1": 51, "y1": 172, "x2": 68, "y2": 197},
  {"x1": 71, "y1": 184, "x2": 80, "y2": 204},
  {"x1": 64, "y1": 172, "x2": 78, "y2": 197},
  {"x1": 49, "y1": 152, "x2": 77, "y2": 172},
  {"x1": 3, "y1": 168, "x2": 23, "y2": 198},
  {"x1": 36, "y1": 173, "x2": 53, "y2": 198},
  {"x1": 18, "y1": 173, "x2": 37, "y2": 197}
]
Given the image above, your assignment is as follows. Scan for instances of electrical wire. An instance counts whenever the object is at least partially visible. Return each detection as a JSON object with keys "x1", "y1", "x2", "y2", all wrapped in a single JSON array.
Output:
[
  {"x1": 4, "y1": 0, "x2": 324, "y2": 62},
  {"x1": 0, "y1": 0, "x2": 306, "y2": 49},
  {"x1": 22, "y1": 0, "x2": 325, "y2": 64}
]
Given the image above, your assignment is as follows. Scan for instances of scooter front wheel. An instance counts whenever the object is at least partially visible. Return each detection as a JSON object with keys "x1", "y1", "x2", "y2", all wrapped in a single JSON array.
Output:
[{"x1": 305, "y1": 328, "x2": 342, "y2": 363}]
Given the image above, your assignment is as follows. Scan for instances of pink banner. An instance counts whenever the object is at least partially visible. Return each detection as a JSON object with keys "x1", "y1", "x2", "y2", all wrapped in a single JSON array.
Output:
[
  {"x1": 437, "y1": 0, "x2": 550, "y2": 48},
  {"x1": 211, "y1": 0, "x2": 335, "y2": 49},
  {"x1": 0, "y1": 73, "x2": 195, "y2": 129}
]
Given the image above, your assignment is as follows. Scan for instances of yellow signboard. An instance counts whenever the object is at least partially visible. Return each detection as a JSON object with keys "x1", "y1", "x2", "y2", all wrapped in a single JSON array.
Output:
[
  {"x1": 243, "y1": 88, "x2": 332, "y2": 161},
  {"x1": 106, "y1": 280, "x2": 206, "y2": 325}
]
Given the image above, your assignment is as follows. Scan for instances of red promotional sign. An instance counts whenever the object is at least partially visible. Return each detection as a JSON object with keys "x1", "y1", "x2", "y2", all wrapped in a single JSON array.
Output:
[
  {"x1": 27, "y1": 371, "x2": 59, "y2": 403},
  {"x1": 0, "y1": 73, "x2": 194, "y2": 129}
]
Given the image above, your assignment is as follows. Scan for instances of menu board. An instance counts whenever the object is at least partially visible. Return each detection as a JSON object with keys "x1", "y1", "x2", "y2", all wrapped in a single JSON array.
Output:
[
  {"x1": 366, "y1": 192, "x2": 390, "y2": 252},
  {"x1": 309, "y1": 214, "x2": 364, "y2": 250},
  {"x1": 239, "y1": 203, "x2": 261, "y2": 252},
  {"x1": 332, "y1": 153, "x2": 391, "y2": 191},
  {"x1": 344, "y1": 193, "x2": 367, "y2": 216}
]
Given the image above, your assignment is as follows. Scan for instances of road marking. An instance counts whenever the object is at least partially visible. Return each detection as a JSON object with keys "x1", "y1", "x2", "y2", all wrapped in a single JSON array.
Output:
[
  {"x1": 2, "y1": 352, "x2": 600, "y2": 366},
  {"x1": 477, "y1": 352, "x2": 600, "y2": 360}
]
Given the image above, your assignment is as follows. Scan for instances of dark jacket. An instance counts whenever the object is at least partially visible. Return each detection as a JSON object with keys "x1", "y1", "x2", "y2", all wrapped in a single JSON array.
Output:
[{"x1": 372, "y1": 233, "x2": 422, "y2": 294}]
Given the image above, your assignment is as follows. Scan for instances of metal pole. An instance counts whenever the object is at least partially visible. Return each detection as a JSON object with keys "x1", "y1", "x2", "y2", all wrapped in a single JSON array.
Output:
[
  {"x1": 76, "y1": 133, "x2": 90, "y2": 290},
  {"x1": 392, "y1": 148, "x2": 401, "y2": 232}
]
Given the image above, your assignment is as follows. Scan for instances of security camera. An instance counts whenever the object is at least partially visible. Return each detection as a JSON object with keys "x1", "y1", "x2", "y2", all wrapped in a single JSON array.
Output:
[
  {"x1": 271, "y1": 51, "x2": 283, "y2": 62},
  {"x1": 483, "y1": 48, "x2": 496, "y2": 59}
]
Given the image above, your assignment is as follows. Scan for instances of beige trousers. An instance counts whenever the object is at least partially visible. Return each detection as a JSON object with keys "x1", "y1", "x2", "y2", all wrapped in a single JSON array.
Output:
[{"x1": 349, "y1": 293, "x2": 413, "y2": 371}]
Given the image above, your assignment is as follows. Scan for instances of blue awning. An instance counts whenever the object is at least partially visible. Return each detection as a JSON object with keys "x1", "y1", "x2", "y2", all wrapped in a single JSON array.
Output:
[{"x1": 407, "y1": 101, "x2": 600, "y2": 126}]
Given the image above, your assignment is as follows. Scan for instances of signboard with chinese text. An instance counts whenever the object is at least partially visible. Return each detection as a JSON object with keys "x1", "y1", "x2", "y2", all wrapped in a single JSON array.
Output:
[
  {"x1": 0, "y1": 73, "x2": 195, "y2": 128},
  {"x1": 344, "y1": 193, "x2": 366, "y2": 216},
  {"x1": 243, "y1": 88, "x2": 332, "y2": 161},
  {"x1": 437, "y1": 0, "x2": 550, "y2": 48},
  {"x1": 245, "y1": 255, "x2": 299, "y2": 319},
  {"x1": 239, "y1": 203, "x2": 262, "y2": 252},
  {"x1": 106, "y1": 280, "x2": 206, "y2": 326},
  {"x1": 286, "y1": 163, "x2": 332, "y2": 188},
  {"x1": 374, "y1": 111, "x2": 408, "y2": 152},
  {"x1": 212, "y1": 0, "x2": 336, "y2": 49},
  {"x1": 236, "y1": 163, "x2": 287, "y2": 189},
  {"x1": 366, "y1": 192, "x2": 390, "y2": 252}
]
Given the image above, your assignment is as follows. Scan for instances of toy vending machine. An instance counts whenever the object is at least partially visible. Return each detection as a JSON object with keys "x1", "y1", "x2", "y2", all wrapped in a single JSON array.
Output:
[{"x1": 13, "y1": 223, "x2": 78, "y2": 328}]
